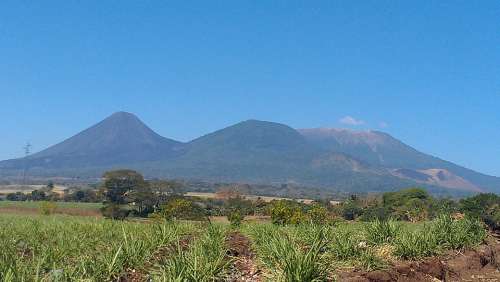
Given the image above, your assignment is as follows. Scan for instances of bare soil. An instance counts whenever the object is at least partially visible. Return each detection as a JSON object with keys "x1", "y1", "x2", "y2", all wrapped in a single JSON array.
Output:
[
  {"x1": 225, "y1": 231, "x2": 262, "y2": 282},
  {"x1": 339, "y1": 236, "x2": 500, "y2": 282}
]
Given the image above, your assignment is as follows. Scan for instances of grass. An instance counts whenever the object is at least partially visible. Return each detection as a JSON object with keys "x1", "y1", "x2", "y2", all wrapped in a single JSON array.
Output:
[
  {"x1": 154, "y1": 224, "x2": 230, "y2": 281},
  {"x1": 0, "y1": 214, "x2": 196, "y2": 281},
  {"x1": 0, "y1": 200, "x2": 102, "y2": 210},
  {"x1": 0, "y1": 213, "x2": 488, "y2": 281},
  {"x1": 393, "y1": 215, "x2": 486, "y2": 260},
  {"x1": 244, "y1": 223, "x2": 330, "y2": 282}
]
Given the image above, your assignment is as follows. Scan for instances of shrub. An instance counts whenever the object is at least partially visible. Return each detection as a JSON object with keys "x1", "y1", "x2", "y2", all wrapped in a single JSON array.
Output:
[
  {"x1": 268, "y1": 200, "x2": 305, "y2": 225},
  {"x1": 307, "y1": 204, "x2": 329, "y2": 225},
  {"x1": 227, "y1": 210, "x2": 244, "y2": 227},
  {"x1": 39, "y1": 201, "x2": 57, "y2": 215},
  {"x1": 155, "y1": 198, "x2": 208, "y2": 222},
  {"x1": 100, "y1": 204, "x2": 130, "y2": 220}
]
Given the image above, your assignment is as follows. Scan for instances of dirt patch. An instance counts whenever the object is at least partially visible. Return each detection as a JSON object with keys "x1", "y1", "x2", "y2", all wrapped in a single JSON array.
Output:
[
  {"x1": 225, "y1": 231, "x2": 262, "y2": 282},
  {"x1": 339, "y1": 236, "x2": 500, "y2": 282}
]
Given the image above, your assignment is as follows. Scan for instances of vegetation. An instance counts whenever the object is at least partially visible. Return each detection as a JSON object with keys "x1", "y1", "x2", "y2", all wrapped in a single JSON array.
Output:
[
  {"x1": 0, "y1": 214, "x2": 196, "y2": 281},
  {"x1": 0, "y1": 170, "x2": 497, "y2": 281},
  {"x1": 154, "y1": 224, "x2": 229, "y2": 281}
]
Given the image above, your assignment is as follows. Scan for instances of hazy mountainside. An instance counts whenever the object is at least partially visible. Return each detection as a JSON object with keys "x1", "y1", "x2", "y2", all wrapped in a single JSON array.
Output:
[
  {"x1": 0, "y1": 112, "x2": 498, "y2": 195},
  {"x1": 299, "y1": 128, "x2": 500, "y2": 192},
  {"x1": 149, "y1": 120, "x2": 413, "y2": 192},
  {"x1": 0, "y1": 112, "x2": 184, "y2": 169}
]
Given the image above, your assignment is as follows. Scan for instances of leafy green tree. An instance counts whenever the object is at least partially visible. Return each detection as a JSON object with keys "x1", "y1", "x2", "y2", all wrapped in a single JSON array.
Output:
[
  {"x1": 156, "y1": 198, "x2": 208, "y2": 222},
  {"x1": 382, "y1": 188, "x2": 431, "y2": 221},
  {"x1": 102, "y1": 170, "x2": 146, "y2": 205},
  {"x1": 6, "y1": 192, "x2": 28, "y2": 201},
  {"x1": 307, "y1": 204, "x2": 329, "y2": 224},
  {"x1": 460, "y1": 193, "x2": 500, "y2": 230},
  {"x1": 340, "y1": 200, "x2": 363, "y2": 220},
  {"x1": 30, "y1": 190, "x2": 47, "y2": 201},
  {"x1": 268, "y1": 200, "x2": 305, "y2": 225}
]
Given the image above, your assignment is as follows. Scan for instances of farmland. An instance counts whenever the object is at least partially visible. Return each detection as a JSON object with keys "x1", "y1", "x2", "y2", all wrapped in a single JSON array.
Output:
[
  {"x1": 0, "y1": 201, "x2": 102, "y2": 217},
  {"x1": 0, "y1": 212, "x2": 497, "y2": 281}
]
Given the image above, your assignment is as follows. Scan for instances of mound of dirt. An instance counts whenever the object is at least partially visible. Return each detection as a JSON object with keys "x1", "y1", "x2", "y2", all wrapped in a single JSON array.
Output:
[
  {"x1": 339, "y1": 236, "x2": 500, "y2": 282},
  {"x1": 225, "y1": 231, "x2": 262, "y2": 282}
]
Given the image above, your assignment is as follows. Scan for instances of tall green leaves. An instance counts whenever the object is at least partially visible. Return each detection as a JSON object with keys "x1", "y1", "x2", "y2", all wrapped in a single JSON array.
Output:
[
  {"x1": 154, "y1": 224, "x2": 230, "y2": 282},
  {"x1": 247, "y1": 224, "x2": 329, "y2": 282},
  {"x1": 0, "y1": 214, "x2": 192, "y2": 281}
]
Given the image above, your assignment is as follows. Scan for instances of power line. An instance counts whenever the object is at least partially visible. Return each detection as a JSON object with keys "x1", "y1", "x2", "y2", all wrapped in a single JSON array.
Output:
[{"x1": 22, "y1": 142, "x2": 32, "y2": 186}]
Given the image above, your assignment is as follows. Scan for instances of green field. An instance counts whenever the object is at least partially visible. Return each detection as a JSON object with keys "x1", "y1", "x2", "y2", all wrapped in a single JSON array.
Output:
[
  {"x1": 0, "y1": 213, "x2": 487, "y2": 281},
  {"x1": 0, "y1": 201, "x2": 102, "y2": 210}
]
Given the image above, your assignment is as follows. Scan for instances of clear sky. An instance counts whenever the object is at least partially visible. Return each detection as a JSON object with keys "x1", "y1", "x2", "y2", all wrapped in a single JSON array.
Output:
[{"x1": 1, "y1": 1, "x2": 499, "y2": 176}]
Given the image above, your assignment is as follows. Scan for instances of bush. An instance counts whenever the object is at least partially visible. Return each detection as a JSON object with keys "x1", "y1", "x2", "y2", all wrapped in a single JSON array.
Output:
[
  {"x1": 155, "y1": 198, "x2": 208, "y2": 222},
  {"x1": 268, "y1": 200, "x2": 305, "y2": 225},
  {"x1": 307, "y1": 204, "x2": 328, "y2": 225},
  {"x1": 100, "y1": 204, "x2": 130, "y2": 220},
  {"x1": 39, "y1": 201, "x2": 57, "y2": 215},
  {"x1": 227, "y1": 210, "x2": 244, "y2": 227}
]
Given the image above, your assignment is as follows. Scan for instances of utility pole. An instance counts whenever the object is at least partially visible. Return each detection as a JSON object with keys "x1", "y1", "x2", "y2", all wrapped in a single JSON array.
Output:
[{"x1": 22, "y1": 142, "x2": 32, "y2": 186}]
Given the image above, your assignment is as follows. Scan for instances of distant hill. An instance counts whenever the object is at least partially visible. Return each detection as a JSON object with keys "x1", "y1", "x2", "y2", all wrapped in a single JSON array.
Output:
[
  {"x1": 1, "y1": 112, "x2": 498, "y2": 195},
  {"x1": 298, "y1": 128, "x2": 500, "y2": 192},
  {"x1": 0, "y1": 112, "x2": 184, "y2": 169}
]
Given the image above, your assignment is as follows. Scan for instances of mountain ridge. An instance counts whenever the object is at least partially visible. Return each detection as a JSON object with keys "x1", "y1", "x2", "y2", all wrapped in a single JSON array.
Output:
[{"x1": 1, "y1": 112, "x2": 498, "y2": 194}]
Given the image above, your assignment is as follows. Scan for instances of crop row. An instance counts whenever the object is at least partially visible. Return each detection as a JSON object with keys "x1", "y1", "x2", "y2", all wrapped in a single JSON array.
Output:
[{"x1": 0, "y1": 213, "x2": 487, "y2": 282}]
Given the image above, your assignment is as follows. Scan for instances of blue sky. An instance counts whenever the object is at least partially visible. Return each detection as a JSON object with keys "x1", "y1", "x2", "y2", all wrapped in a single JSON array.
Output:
[{"x1": 1, "y1": 1, "x2": 499, "y2": 176}]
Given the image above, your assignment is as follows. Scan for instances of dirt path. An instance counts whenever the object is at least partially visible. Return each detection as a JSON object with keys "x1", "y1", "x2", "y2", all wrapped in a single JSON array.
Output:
[
  {"x1": 225, "y1": 231, "x2": 262, "y2": 282},
  {"x1": 339, "y1": 236, "x2": 500, "y2": 282}
]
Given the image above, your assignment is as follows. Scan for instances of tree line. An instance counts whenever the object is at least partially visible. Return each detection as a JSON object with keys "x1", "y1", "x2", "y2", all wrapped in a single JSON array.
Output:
[{"x1": 3, "y1": 169, "x2": 500, "y2": 230}]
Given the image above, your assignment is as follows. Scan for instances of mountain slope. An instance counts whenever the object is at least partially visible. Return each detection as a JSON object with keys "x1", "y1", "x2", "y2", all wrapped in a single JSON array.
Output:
[
  {"x1": 298, "y1": 128, "x2": 500, "y2": 192},
  {"x1": 1, "y1": 114, "x2": 497, "y2": 195},
  {"x1": 0, "y1": 112, "x2": 184, "y2": 169},
  {"x1": 146, "y1": 120, "x2": 418, "y2": 192}
]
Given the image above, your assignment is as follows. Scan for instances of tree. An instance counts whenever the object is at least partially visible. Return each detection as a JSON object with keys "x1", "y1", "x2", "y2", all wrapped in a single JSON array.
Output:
[
  {"x1": 6, "y1": 192, "x2": 28, "y2": 201},
  {"x1": 102, "y1": 170, "x2": 146, "y2": 205},
  {"x1": 460, "y1": 193, "x2": 500, "y2": 230},
  {"x1": 155, "y1": 198, "x2": 208, "y2": 222},
  {"x1": 382, "y1": 188, "x2": 432, "y2": 221},
  {"x1": 100, "y1": 170, "x2": 146, "y2": 220},
  {"x1": 340, "y1": 200, "x2": 363, "y2": 220},
  {"x1": 268, "y1": 200, "x2": 305, "y2": 225},
  {"x1": 30, "y1": 190, "x2": 46, "y2": 201},
  {"x1": 307, "y1": 204, "x2": 329, "y2": 224}
]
